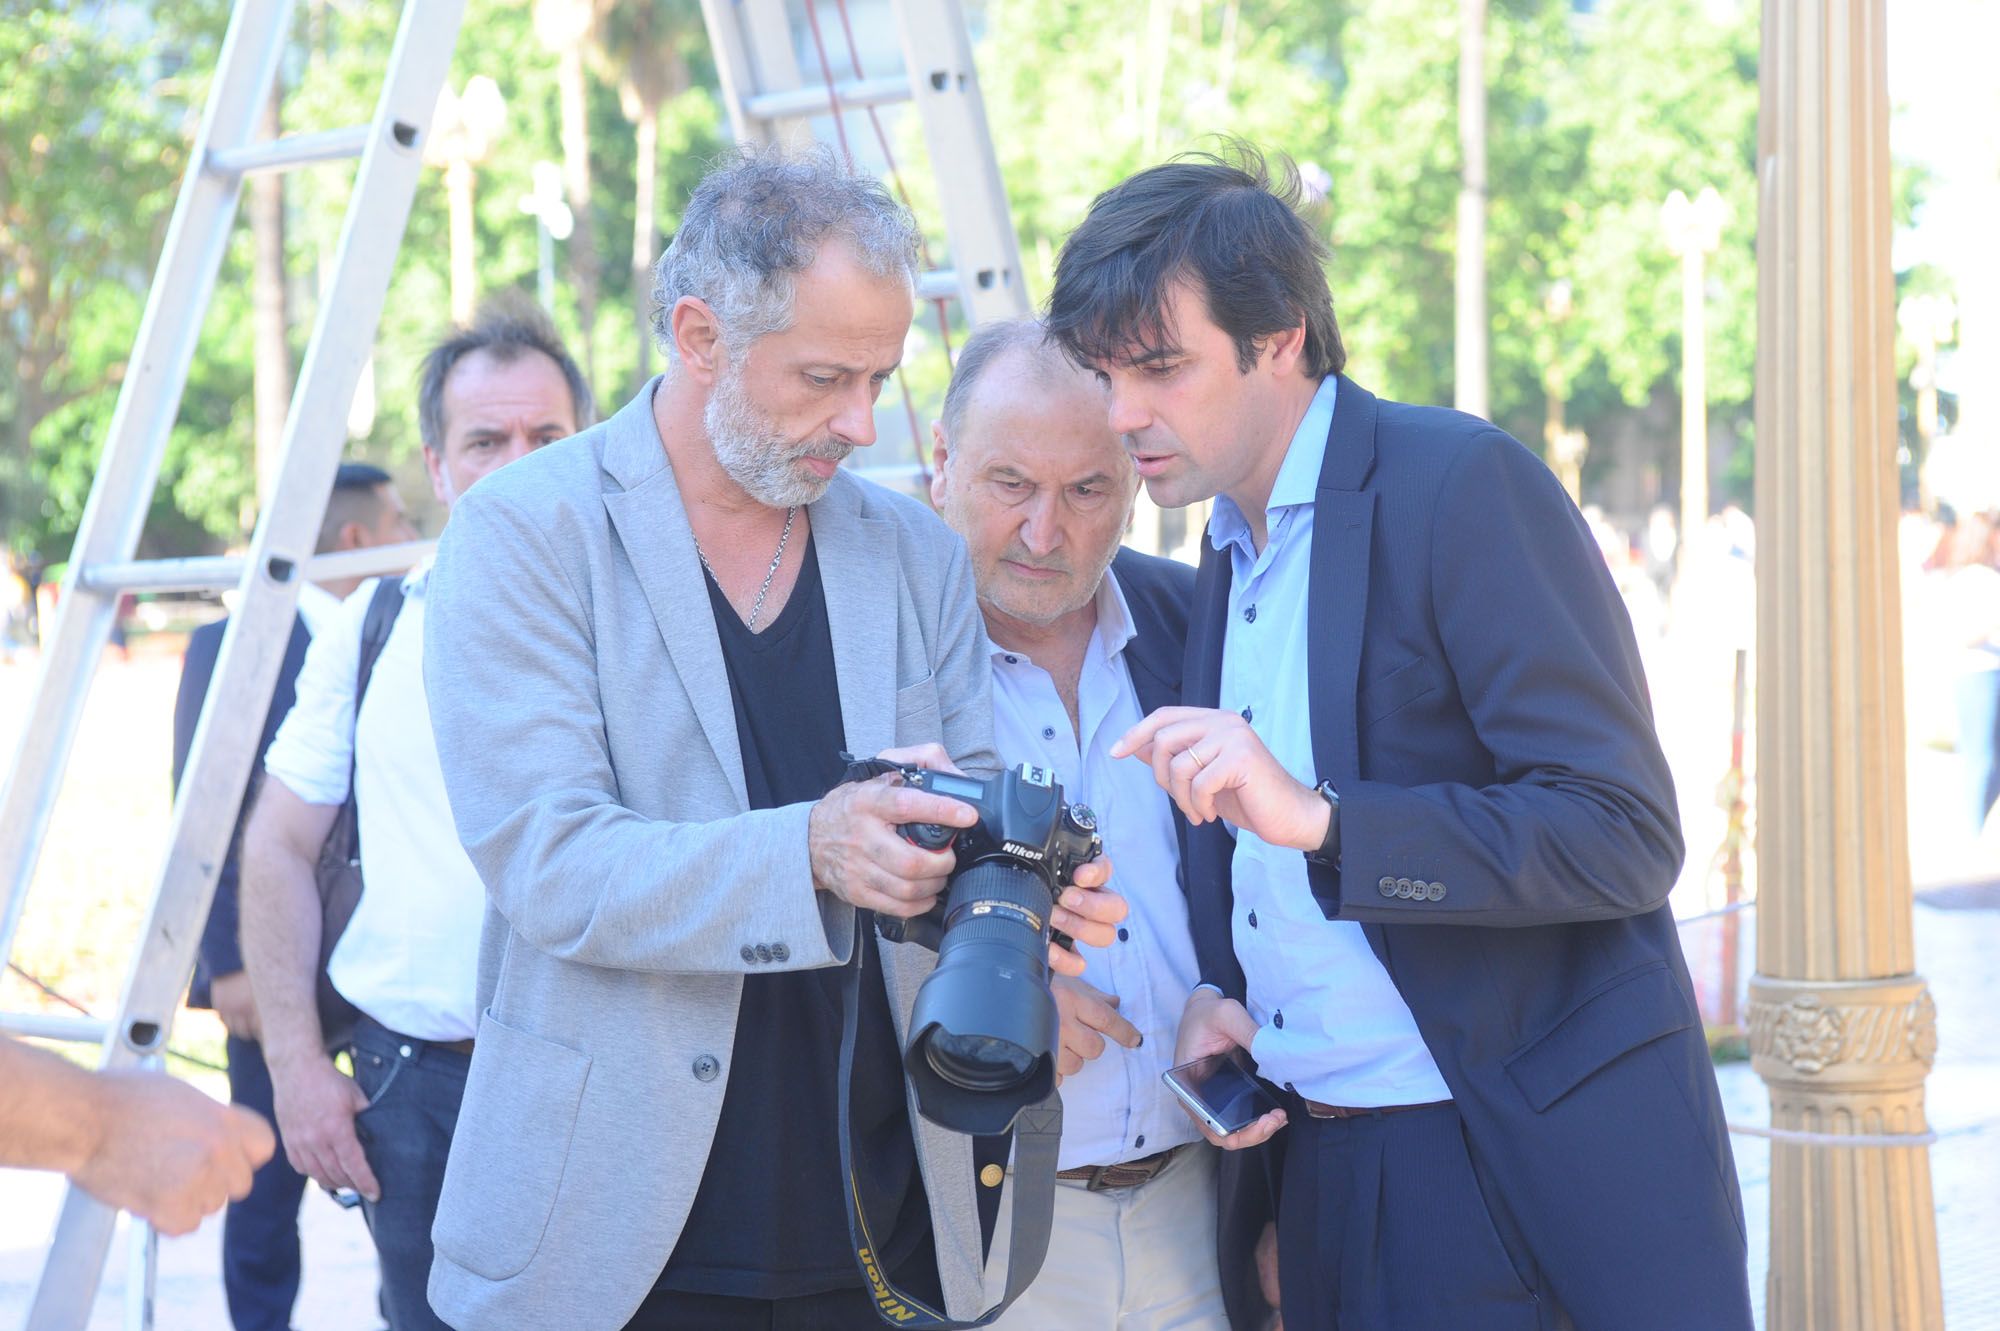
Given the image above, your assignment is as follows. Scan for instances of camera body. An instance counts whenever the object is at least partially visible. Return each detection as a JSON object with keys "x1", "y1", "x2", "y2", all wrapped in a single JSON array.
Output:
[
  {"x1": 869, "y1": 760, "x2": 1101, "y2": 1135},
  {"x1": 877, "y1": 761, "x2": 1101, "y2": 950}
]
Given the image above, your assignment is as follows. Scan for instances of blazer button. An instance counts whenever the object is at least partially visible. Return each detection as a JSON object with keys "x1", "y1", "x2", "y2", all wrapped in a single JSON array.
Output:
[
  {"x1": 1427, "y1": 881, "x2": 1447, "y2": 901},
  {"x1": 771, "y1": 942, "x2": 790, "y2": 962},
  {"x1": 692, "y1": 1054, "x2": 720, "y2": 1082},
  {"x1": 980, "y1": 1164, "x2": 1004, "y2": 1188},
  {"x1": 1379, "y1": 876, "x2": 1397, "y2": 898},
  {"x1": 755, "y1": 944, "x2": 774, "y2": 963},
  {"x1": 740, "y1": 944, "x2": 758, "y2": 964},
  {"x1": 1395, "y1": 877, "x2": 1415, "y2": 899}
]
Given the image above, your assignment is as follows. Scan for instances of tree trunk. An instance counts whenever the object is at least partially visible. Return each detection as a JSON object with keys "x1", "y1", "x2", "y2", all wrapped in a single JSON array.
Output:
[
  {"x1": 250, "y1": 86, "x2": 292, "y2": 515},
  {"x1": 556, "y1": 36, "x2": 600, "y2": 393},
  {"x1": 630, "y1": 106, "x2": 660, "y2": 397}
]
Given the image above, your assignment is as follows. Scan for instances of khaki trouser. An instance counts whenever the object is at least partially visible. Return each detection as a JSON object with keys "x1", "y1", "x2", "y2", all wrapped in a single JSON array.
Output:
[{"x1": 984, "y1": 1142, "x2": 1228, "y2": 1331}]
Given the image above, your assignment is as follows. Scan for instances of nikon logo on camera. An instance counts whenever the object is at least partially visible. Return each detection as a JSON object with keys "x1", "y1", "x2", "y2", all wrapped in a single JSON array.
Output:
[{"x1": 1001, "y1": 841, "x2": 1046, "y2": 861}]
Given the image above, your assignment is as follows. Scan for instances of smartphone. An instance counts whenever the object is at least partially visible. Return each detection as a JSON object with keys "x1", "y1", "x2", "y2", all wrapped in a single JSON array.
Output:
[{"x1": 1162, "y1": 1047, "x2": 1280, "y2": 1137}]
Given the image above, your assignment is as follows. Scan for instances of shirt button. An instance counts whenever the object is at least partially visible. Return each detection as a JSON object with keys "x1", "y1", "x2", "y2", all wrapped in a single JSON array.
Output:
[
  {"x1": 1240, "y1": 705, "x2": 1253, "y2": 723},
  {"x1": 1248, "y1": 910, "x2": 1258, "y2": 929},
  {"x1": 1041, "y1": 725, "x2": 1056, "y2": 740},
  {"x1": 1117, "y1": 927, "x2": 1130, "y2": 942},
  {"x1": 1244, "y1": 604, "x2": 1257, "y2": 623},
  {"x1": 1273, "y1": 1010, "x2": 1285, "y2": 1029},
  {"x1": 692, "y1": 1054, "x2": 720, "y2": 1082},
  {"x1": 1004, "y1": 654, "x2": 1019, "y2": 665},
  {"x1": 1135, "y1": 1134, "x2": 1146, "y2": 1149}
]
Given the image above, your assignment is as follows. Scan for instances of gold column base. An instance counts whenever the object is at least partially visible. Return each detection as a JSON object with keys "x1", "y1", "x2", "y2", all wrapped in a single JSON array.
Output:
[{"x1": 1748, "y1": 974, "x2": 1944, "y2": 1331}]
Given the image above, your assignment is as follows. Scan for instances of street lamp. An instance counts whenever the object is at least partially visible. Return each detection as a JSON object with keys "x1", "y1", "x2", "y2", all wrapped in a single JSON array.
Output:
[
  {"x1": 518, "y1": 160, "x2": 574, "y2": 318},
  {"x1": 427, "y1": 75, "x2": 508, "y2": 324},
  {"x1": 1661, "y1": 185, "x2": 1727, "y2": 578}
]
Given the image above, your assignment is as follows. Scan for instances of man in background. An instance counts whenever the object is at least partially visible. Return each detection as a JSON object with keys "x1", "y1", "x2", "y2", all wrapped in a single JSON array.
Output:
[
  {"x1": 931, "y1": 317, "x2": 1262, "y2": 1330},
  {"x1": 172, "y1": 461, "x2": 415, "y2": 1331},
  {"x1": 241, "y1": 300, "x2": 590, "y2": 1331}
]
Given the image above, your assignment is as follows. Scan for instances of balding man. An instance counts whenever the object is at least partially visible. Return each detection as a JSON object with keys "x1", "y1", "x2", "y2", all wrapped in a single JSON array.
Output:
[{"x1": 931, "y1": 319, "x2": 1268, "y2": 1330}]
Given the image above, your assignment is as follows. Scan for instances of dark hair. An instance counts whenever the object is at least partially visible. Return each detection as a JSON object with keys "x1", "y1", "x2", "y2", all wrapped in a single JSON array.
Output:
[
  {"x1": 317, "y1": 462, "x2": 395, "y2": 552},
  {"x1": 939, "y1": 317, "x2": 1066, "y2": 443},
  {"x1": 417, "y1": 294, "x2": 595, "y2": 453},
  {"x1": 1045, "y1": 142, "x2": 1343, "y2": 379}
]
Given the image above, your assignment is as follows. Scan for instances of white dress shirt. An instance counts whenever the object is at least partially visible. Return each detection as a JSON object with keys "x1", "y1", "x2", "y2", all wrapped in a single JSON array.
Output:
[
  {"x1": 1211, "y1": 376, "x2": 1453, "y2": 1107},
  {"x1": 988, "y1": 569, "x2": 1202, "y2": 1169},
  {"x1": 263, "y1": 559, "x2": 483, "y2": 1041},
  {"x1": 293, "y1": 580, "x2": 348, "y2": 639}
]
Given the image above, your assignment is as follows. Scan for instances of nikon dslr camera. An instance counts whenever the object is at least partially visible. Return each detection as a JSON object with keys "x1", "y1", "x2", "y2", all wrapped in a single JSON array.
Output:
[{"x1": 863, "y1": 757, "x2": 1101, "y2": 1135}]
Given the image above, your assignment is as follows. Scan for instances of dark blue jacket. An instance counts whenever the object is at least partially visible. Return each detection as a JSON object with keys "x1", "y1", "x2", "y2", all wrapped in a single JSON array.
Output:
[
  {"x1": 1183, "y1": 379, "x2": 1751, "y2": 1329},
  {"x1": 172, "y1": 614, "x2": 311, "y2": 1008}
]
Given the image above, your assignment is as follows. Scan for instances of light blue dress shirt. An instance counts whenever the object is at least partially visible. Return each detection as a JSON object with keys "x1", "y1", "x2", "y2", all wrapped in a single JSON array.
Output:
[
  {"x1": 987, "y1": 568, "x2": 1202, "y2": 1168},
  {"x1": 1209, "y1": 376, "x2": 1453, "y2": 1107}
]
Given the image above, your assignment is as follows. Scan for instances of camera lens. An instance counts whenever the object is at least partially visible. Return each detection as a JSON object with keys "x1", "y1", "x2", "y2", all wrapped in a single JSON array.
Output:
[
  {"x1": 923, "y1": 1031, "x2": 1035, "y2": 1090},
  {"x1": 903, "y1": 860, "x2": 1060, "y2": 1135}
]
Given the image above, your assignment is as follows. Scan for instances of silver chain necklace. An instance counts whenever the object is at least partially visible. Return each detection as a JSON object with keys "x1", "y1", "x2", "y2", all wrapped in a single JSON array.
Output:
[{"x1": 694, "y1": 505, "x2": 798, "y2": 632}]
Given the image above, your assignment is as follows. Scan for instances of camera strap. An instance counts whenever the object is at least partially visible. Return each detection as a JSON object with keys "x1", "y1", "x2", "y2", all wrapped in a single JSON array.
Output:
[{"x1": 839, "y1": 910, "x2": 1062, "y2": 1328}]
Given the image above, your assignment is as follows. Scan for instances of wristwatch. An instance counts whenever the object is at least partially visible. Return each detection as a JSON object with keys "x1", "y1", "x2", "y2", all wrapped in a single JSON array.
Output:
[{"x1": 1306, "y1": 779, "x2": 1341, "y2": 866}]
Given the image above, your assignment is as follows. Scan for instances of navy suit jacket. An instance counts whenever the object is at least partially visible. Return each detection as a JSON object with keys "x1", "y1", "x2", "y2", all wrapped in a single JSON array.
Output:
[
  {"x1": 171, "y1": 614, "x2": 311, "y2": 1008},
  {"x1": 1183, "y1": 379, "x2": 1750, "y2": 1329}
]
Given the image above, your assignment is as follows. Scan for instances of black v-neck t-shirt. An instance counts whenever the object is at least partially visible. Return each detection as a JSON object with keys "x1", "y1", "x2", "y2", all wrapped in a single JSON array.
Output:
[{"x1": 654, "y1": 536, "x2": 931, "y2": 1300}]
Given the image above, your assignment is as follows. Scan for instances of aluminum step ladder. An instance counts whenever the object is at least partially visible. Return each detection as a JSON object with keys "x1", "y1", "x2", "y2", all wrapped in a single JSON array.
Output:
[
  {"x1": 0, "y1": 2, "x2": 465, "y2": 1326},
  {"x1": 698, "y1": 0, "x2": 1031, "y2": 328}
]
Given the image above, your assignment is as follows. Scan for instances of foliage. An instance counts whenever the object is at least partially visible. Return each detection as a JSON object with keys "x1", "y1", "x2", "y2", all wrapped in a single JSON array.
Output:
[{"x1": 4, "y1": 0, "x2": 1934, "y2": 558}]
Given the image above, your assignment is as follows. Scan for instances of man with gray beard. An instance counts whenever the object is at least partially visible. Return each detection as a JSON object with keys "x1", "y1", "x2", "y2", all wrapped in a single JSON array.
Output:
[{"x1": 419, "y1": 146, "x2": 1125, "y2": 1331}]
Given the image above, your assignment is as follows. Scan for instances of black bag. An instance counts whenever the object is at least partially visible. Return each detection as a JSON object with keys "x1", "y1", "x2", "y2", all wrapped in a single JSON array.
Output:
[{"x1": 311, "y1": 576, "x2": 405, "y2": 1051}]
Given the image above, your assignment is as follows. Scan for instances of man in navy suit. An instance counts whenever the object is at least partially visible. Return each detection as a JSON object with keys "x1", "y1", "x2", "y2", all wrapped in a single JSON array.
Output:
[
  {"x1": 173, "y1": 461, "x2": 414, "y2": 1331},
  {"x1": 1045, "y1": 148, "x2": 1751, "y2": 1331}
]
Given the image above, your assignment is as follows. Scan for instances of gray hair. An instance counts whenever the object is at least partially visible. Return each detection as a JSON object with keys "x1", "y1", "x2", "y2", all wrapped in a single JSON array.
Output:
[
  {"x1": 650, "y1": 144, "x2": 921, "y2": 362},
  {"x1": 418, "y1": 294, "x2": 594, "y2": 453},
  {"x1": 938, "y1": 317, "x2": 1072, "y2": 448}
]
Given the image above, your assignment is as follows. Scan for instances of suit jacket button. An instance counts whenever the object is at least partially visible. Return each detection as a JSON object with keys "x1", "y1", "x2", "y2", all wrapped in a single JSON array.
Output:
[
  {"x1": 740, "y1": 944, "x2": 758, "y2": 964},
  {"x1": 1379, "y1": 876, "x2": 1398, "y2": 898},
  {"x1": 771, "y1": 942, "x2": 790, "y2": 962},
  {"x1": 755, "y1": 944, "x2": 774, "y2": 963},
  {"x1": 1427, "y1": 881, "x2": 1447, "y2": 901},
  {"x1": 1395, "y1": 877, "x2": 1415, "y2": 899},
  {"x1": 692, "y1": 1054, "x2": 720, "y2": 1082},
  {"x1": 980, "y1": 1164, "x2": 1004, "y2": 1188}
]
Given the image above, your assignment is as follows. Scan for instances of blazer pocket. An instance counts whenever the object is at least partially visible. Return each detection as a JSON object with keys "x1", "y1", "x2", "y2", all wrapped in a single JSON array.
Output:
[
  {"x1": 894, "y1": 675, "x2": 945, "y2": 746},
  {"x1": 1358, "y1": 655, "x2": 1440, "y2": 726},
  {"x1": 1503, "y1": 962, "x2": 1694, "y2": 1112},
  {"x1": 432, "y1": 1010, "x2": 592, "y2": 1280}
]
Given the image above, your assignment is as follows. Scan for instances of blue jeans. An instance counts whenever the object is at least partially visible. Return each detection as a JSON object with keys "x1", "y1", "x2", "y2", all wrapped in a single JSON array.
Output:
[
  {"x1": 350, "y1": 1017, "x2": 469, "y2": 1331},
  {"x1": 222, "y1": 1034, "x2": 308, "y2": 1331}
]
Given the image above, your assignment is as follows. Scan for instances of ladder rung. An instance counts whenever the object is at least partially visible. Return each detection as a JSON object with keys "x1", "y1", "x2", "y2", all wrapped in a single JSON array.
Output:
[
  {"x1": 744, "y1": 76, "x2": 911, "y2": 121},
  {"x1": 917, "y1": 269, "x2": 958, "y2": 301},
  {"x1": 209, "y1": 125, "x2": 373, "y2": 177},
  {"x1": 75, "y1": 539, "x2": 435, "y2": 595},
  {"x1": 0, "y1": 1012, "x2": 111, "y2": 1044}
]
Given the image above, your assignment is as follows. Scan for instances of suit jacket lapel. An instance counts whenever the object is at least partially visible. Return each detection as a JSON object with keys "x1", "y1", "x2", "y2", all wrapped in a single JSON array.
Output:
[
  {"x1": 1306, "y1": 377, "x2": 1380, "y2": 796},
  {"x1": 812, "y1": 473, "x2": 896, "y2": 760},
  {"x1": 599, "y1": 382, "x2": 749, "y2": 810}
]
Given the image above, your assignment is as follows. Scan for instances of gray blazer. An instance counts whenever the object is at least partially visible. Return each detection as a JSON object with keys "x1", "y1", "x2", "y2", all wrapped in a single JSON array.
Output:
[{"x1": 421, "y1": 382, "x2": 998, "y2": 1330}]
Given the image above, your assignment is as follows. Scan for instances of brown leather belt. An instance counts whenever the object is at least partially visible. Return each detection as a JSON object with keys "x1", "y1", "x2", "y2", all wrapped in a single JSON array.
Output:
[
  {"x1": 433, "y1": 1038, "x2": 475, "y2": 1056},
  {"x1": 1296, "y1": 1096, "x2": 1451, "y2": 1120},
  {"x1": 1056, "y1": 1143, "x2": 1189, "y2": 1191}
]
